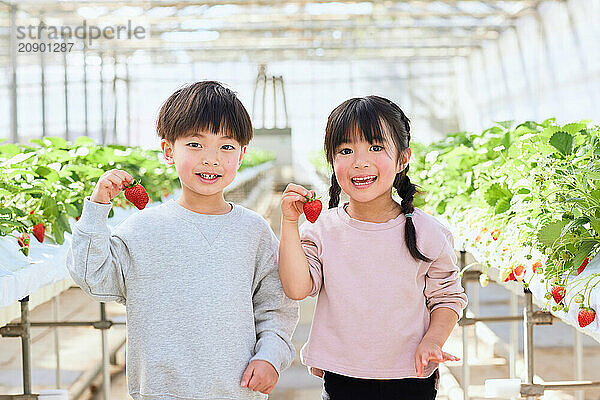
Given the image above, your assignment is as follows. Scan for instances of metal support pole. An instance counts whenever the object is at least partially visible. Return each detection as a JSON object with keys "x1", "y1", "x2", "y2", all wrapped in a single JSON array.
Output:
[
  {"x1": 63, "y1": 44, "x2": 70, "y2": 141},
  {"x1": 125, "y1": 59, "x2": 131, "y2": 145},
  {"x1": 510, "y1": 293, "x2": 518, "y2": 378},
  {"x1": 272, "y1": 76, "x2": 277, "y2": 128},
  {"x1": 83, "y1": 43, "x2": 89, "y2": 137},
  {"x1": 460, "y1": 250, "x2": 470, "y2": 400},
  {"x1": 112, "y1": 56, "x2": 118, "y2": 144},
  {"x1": 53, "y1": 296, "x2": 61, "y2": 388},
  {"x1": 40, "y1": 14, "x2": 47, "y2": 138},
  {"x1": 261, "y1": 70, "x2": 267, "y2": 128},
  {"x1": 20, "y1": 297, "x2": 32, "y2": 395},
  {"x1": 574, "y1": 329, "x2": 584, "y2": 400},
  {"x1": 509, "y1": 26, "x2": 534, "y2": 105},
  {"x1": 523, "y1": 289, "x2": 535, "y2": 399},
  {"x1": 279, "y1": 77, "x2": 289, "y2": 127},
  {"x1": 494, "y1": 39, "x2": 514, "y2": 117},
  {"x1": 9, "y1": 4, "x2": 18, "y2": 144},
  {"x1": 100, "y1": 303, "x2": 111, "y2": 400},
  {"x1": 100, "y1": 52, "x2": 106, "y2": 144}
]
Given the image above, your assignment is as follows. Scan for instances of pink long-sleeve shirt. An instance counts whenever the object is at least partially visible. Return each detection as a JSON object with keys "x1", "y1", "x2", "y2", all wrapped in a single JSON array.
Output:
[{"x1": 298, "y1": 202, "x2": 468, "y2": 380}]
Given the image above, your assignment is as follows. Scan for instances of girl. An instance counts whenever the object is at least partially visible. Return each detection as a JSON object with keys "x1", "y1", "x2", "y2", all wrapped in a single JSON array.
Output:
[{"x1": 279, "y1": 96, "x2": 468, "y2": 400}]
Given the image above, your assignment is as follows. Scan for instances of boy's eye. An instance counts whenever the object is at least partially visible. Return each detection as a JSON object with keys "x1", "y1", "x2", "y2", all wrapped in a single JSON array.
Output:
[
  {"x1": 371, "y1": 145, "x2": 384, "y2": 151},
  {"x1": 339, "y1": 148, "x2": 352, "y2": 155},
  {"x1": 222, "y1": 144, "x2": 235, "y2": 150},
  {"x1": 187, "y1": 142, "x2": 202, "y2": 148}
]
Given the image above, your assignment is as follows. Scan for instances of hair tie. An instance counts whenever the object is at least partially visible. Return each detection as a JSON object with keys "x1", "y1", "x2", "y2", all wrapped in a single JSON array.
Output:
[{"x1": 405, "y1": 213, "x2": 413, "y2": 219}]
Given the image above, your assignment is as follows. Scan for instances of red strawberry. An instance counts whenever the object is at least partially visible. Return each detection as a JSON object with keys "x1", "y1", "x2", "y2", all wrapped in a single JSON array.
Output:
[
  {"x1": 551, "y1": 285, "x2": 565, "y2": 304},
  {"x1": 18, "y1": 233, "x2": 30, "y2": 256},
  {"x1": 578, "y1": 307, "x2": 596, "y2": 328},
  {"x1": 32, "y1": 223, "x2": 45, "y2": 243},
  {"x1": 532, "y1": 261, "x2": 542, "y2": 273},
  {"x1": 29, "y1": 210, "x2": 35, "y2": 215},
  {"x1": 504, "y1": 272, "x2": 515, "y2": 282},
  {"x1": 303, "y1": 192, "x2": 322, "y2": 223},
  {"x1": 18, "y1": 233, "x2": 30, "y2": 248},
  {"x1": 577, "y1": 258, "x2": 589, "y2": 275},
  {"x1": 124, "y1": 181, "x2": 149, "y2": 210},
  {"x1": 491, "y1": 229, "x2": 501, "y2": 241},
  {"x1": 513, "y1": 264, "x2": 525, "y2": 281}
]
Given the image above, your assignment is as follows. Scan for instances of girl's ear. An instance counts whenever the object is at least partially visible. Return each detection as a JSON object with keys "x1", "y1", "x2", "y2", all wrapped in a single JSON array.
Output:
[{"x1": 161, "y1": 139, "x2": 175, "y2": 165}]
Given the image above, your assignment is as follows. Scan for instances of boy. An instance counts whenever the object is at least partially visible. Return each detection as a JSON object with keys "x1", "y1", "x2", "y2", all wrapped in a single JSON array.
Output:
[{"x1": 66, "y1": 81, "x2": 299, "y2": 400}]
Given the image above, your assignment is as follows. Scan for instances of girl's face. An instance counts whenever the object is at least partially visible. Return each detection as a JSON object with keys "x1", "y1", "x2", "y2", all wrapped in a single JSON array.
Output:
[{"x1": 333, "y1": 135, "x2": 410, "y2": 204}]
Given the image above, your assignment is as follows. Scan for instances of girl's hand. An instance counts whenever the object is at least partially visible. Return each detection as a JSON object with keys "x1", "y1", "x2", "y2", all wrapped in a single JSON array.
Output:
[
  {"x1": 90, "y1": 169, "x2": 134, "y2": 204},
  {"x1": 281, "y1": 183, "x2": 313, "y2": 224},
  {"x1": 414, "y1": 338, "x2": 459, "y2": 377}
]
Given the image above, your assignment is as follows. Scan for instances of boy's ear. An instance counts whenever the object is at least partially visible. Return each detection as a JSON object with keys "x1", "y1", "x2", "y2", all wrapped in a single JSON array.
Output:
[
  {"x1": 161, "y1": 139, "x2": 175, "y2": 165},
  {"x1": 238, "y1": 145, "x2": 247, "y2": 169}
]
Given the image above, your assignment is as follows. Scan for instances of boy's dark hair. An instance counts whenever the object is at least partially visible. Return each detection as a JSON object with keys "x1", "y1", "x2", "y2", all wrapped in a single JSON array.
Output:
[
  {"x1": 325, "y1": 95, "x2": 432, "y2": 263},
  {"x1": 157, "y1": 81, "x2": 253, "y2": 146}
]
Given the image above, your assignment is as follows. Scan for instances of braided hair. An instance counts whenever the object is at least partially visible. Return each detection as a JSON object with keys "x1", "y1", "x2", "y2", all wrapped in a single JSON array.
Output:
[{"x1": 324, "y1": 96, "x2": 432, "y2": 263}]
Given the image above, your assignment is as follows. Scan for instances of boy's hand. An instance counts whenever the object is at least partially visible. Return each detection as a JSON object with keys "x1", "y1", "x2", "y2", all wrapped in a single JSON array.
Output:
[
  {"x1": 414, "y1": 338, "x2": 459, "y2": 377},
  {"x1": 90, "y1": 169, "x2": 134, "y2": 205},
  {"x1": 240, "y1": 360, "x2": 279, "y2": 394},
  {"x1": 281, "y1": 183, "x2": 313, "y2": 224}
]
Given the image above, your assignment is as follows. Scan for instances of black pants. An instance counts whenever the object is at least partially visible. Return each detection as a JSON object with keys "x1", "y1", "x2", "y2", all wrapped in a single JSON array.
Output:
[{"x1": 322, "y1": 370, "x2": 438, "y2": 400}]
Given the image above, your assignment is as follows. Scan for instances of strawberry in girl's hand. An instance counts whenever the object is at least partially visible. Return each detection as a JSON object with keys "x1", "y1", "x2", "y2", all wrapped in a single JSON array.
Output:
[
  {"x1": 32, "y1": 223, "x2": 45, "y2": 243},
  {"x1": 303, "y1": 192, "x2": 322, "y2": 223},
  {"x1": 577, "y1": 258, "x2": 589, "y2": 275},
  {"x1": 578, "y1": 306, "x2": 596, "y2": 328},
  {"x1": 124, "y1": 181, "x2": 149, "y2": 210},
  {"x1": 551, "y1": 285, "x2": 565, "y2": 304}
]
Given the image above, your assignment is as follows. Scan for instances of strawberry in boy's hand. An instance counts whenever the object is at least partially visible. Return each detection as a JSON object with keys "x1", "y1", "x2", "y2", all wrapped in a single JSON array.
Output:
[
  {"x1": 303, "y1": 192, "x2": 322, "y2": 223},
  {"x1": 124, "y1": 181, "x2": 150, "y2": 210}
]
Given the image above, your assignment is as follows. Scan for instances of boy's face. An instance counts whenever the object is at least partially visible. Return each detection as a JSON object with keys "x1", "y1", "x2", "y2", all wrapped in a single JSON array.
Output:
[{"x1": 161, "y1": 131, "x2": 246, "y2": 199}]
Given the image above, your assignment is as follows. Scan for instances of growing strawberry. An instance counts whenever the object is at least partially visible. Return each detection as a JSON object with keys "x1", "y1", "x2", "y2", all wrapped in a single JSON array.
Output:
[
  {"x1": 18, "y1": 233, "x2": 30, "y2": 256},
  {"x1": 578, "y1": 306, "x2": 596, "y2": 328},
  {"x1": 303, "y1": 192, "x2": 322, "y2": 223},
  {"x1": 513, "y1": 264, "x2": 525, "y2": 282},
  {"x1": 577, "y1": 258, "x2": 589, "y2": 275},
  {"x1": 532, "y1": 261, "x2": 542, "y2": 273},
  {"x1": 124, "y1": 181, "x2": 150, "y2": 210},
  {"x1": 491, "y1": 229, "x2": 501, "y2": 241},
  {"x1": 551, "y1": 285, "x2": 565, "y2": 304},
  {"x1": 32, "y1": 223, "x2": 45, "y2": 243}
]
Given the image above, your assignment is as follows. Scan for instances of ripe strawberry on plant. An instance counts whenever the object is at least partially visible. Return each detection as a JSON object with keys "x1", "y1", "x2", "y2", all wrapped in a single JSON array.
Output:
[
  {"x1": 303, "y1": 192, "x2": 322, "y2": 223},
  {"x1": 578, "y1": 306, "x2": 596, "y2": 328},
  {"x1": 551, "y1": 285, "x2": 565, "y2": 304},
  {"x1": 17, "y1": 233, "x2": 30, "y2": 256},
  {"x1": 512, "y1": 264, "x2": 525, "y2": 282},
  {"x1": 124, "y1": 180, "x2": 149, "y2": 210},
  {"x1": 577, "y1": 258, "x2": 589, "y2": 275},
  {"x1": 32, "y1": 223, "x2": 45, "y2": 243},
  {"x1": 491, "y1": 229, "x2": 501, "y2": 241},
  {"x1": 532, "y1": 261, "x2": 542, "y2": 274}
]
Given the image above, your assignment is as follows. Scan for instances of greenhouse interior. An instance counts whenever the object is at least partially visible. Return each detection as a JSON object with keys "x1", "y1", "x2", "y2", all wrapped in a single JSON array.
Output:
[{"x1": 1, "y1": 0, "x2": 600, "y2": 399}]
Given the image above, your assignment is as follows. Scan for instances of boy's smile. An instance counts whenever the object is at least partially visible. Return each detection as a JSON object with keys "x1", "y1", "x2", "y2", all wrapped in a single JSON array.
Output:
[{"x1": 161, "y1": 131, "x2": 246, "y2": 214}]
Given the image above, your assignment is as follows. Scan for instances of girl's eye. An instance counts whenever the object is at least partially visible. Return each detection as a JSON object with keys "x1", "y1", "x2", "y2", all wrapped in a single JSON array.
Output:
[
  {"x1": 222, "y1": 144, "x2": 235, "y2": 150},
  {"x1": 339, "y1": 148, "x2": 352, "y2": 155},
  {"x1": 371, "y1": 145, "x2": 384, "y2": 151},
  {"x1": 187, "y1": 142, "x2": 201, "y2": 148}
]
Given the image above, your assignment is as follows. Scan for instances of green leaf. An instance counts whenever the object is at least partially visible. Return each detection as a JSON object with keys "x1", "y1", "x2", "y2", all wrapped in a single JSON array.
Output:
[
  {"x1": 52, "y1": 220, "x2": 65, "y2": 244},
  {"x1": 484, "y1": 183, "x2": 513, "y2": 207},
  {"x1": 561, "y1": 217, "x2": 589, "y2": 236},
  {"x1": 549, "y1": 131, "x2": 574, "y2": 155},
  {"x1": 45, "y1": 137, "x2": 68, "y2": 148},
  {"x1": 494, "y1": 198, "x2": 511, "y2": 214},
  {"x1": 537, "y1": 220, "x2": 569, "y2": 247},
  {"x1": 41, "y1": 196, "x2": 59, "y2": 218},
  {"x1": 517, "y1": 188, "x2": 531, "y2": 194},
  {"x1": 496, "y1": 120, "x2": 515, "y2": 130},
  {"x1": 65, "y1": 203, "x2": 79, "y2": 218},
  {"x1": 74, "y1": 136, "x2": 95, "y2": 146},
  {"x1": 572, "y1": 240, "x2": 597, "y2": 270}
]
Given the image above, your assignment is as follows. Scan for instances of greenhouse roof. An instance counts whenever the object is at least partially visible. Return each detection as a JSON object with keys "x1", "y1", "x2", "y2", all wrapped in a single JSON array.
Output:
[{"x1": 1, "y1": 0, "x2": 559, "y2": 62}]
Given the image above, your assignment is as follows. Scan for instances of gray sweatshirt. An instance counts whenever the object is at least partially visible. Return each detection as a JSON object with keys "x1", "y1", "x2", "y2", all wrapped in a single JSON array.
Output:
[{"x1": 66, "y1": 197, "x2": 299, "y2": 400}]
